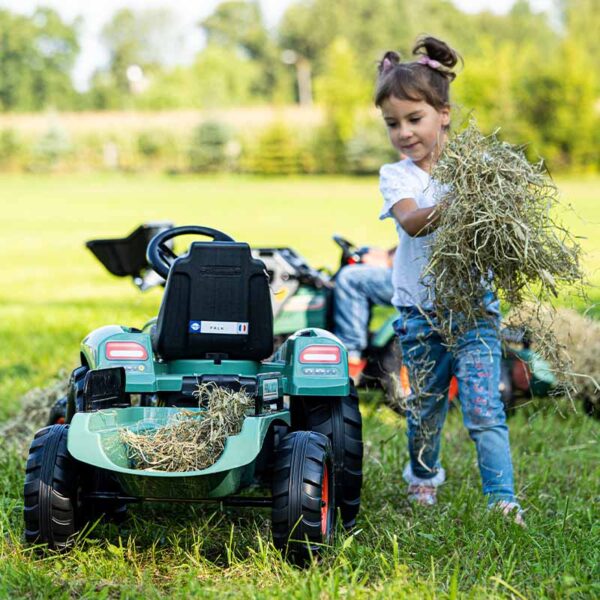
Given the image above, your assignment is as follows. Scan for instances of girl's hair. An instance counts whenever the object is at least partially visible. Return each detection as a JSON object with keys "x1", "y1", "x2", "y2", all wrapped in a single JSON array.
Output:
[{"x1": 374, "y1": 36, "x2": 461, "y2": 109}]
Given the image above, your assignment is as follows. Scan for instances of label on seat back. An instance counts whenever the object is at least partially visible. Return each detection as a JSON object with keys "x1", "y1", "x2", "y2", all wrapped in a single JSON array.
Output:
[{"x1": 189, "y1": 320, "x2": 249, "y2": 335}]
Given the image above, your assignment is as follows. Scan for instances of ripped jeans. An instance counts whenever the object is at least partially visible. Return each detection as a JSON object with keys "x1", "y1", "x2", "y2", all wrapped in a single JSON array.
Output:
[{"x1": 394, "y1": 307, "x2": 516, "y2": 503}]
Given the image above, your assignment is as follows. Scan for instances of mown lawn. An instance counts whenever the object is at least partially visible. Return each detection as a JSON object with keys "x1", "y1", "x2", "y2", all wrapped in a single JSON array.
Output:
[{"x1": 1, "y1": 173, "x2": 599, "y2": 598}]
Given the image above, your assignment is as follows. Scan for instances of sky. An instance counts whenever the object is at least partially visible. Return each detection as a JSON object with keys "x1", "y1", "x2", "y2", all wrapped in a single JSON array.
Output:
[{"x1": 0, "y1": 0, "x2": 553, "y2": 91}]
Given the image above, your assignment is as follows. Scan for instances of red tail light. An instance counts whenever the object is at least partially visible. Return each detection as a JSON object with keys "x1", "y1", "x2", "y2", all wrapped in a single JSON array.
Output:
[
  {"x1": 105, "y1": 341, "x2": 148, "y2": 360},
  {"x1": 299, "y1": 345, "x2": 341, "y2": 364}
]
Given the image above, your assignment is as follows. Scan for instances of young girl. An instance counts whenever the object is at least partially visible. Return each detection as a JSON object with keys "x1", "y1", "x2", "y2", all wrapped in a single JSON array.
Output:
[{"x1": 376, "y1": 36, "x2": 523, "y2": 523}]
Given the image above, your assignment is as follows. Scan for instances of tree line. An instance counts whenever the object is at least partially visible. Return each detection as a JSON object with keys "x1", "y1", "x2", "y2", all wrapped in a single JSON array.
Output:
[{"x1": 0, "y1": 0, "x2": 598, "y2": 170}]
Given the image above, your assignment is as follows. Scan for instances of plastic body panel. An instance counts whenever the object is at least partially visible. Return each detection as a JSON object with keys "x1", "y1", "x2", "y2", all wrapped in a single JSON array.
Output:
[
  {"x1": 80, "y1": 326, "x2": 349, "y2": 397},
  {"x1": 273, "y1": 328, "x2": 349, "y2": 397}
]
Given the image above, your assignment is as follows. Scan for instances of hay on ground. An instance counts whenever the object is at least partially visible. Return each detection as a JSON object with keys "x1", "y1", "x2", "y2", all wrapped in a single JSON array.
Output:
[
  {"x1": 0, "y1": 373, "x2": 68, "y2": 450},
  {"x1": 119, "y1": 384, "x2": 254, "y2": 472}
]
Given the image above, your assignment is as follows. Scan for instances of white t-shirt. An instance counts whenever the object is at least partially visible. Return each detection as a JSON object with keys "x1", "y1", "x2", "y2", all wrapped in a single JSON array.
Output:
[{"x1": 379, "y1": 158, "x2": 445, "y2": 308}]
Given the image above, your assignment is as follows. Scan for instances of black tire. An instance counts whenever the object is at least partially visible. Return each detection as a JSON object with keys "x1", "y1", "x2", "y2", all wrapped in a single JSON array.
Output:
[
  {"x1": 583, "y1": 397, "x2": 600, "y2": 419},
  {"x1": 23, "y1": 424, "x2": 83, "y2": 549},
  {"x1": 300, "y1": 385, "x2": 363, "y2": 529},
  {"x1": 271, "y1": 431, "x2": 335, "y2": 564}
]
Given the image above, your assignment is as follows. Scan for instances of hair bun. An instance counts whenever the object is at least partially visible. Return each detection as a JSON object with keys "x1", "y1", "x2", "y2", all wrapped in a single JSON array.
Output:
[
  {"x1": 377, "y1": 50, "x2": 400, "y2": 75},
  {"x1": 413, "y1": 36, "x2": 460, "y2": 79}
]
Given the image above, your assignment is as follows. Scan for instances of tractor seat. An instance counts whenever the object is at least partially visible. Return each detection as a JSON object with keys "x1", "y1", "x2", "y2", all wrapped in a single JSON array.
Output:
[{"x1": 153, "y1": 241, "x2": 273, "y2": 361}]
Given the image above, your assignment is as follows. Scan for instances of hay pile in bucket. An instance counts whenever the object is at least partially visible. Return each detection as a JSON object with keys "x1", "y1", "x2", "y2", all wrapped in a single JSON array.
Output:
[
  {"x1": 119, "y1": 383, "x2": 254, "y2": 472},
  {"x1": 424, "y1": 120, "x2": 585, "y2": 387}
]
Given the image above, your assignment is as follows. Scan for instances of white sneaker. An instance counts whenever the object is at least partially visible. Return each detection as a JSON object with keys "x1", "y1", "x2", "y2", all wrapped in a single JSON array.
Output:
[
  {"x1": 407, "y1": 483, "x2": 437, "y2": 506},
  {"x1": 403, "y1": 463, "x2": 445, "y2": 507},
  {"x1": 491, "y1": 500, "x2": 526, "y2": 527}
]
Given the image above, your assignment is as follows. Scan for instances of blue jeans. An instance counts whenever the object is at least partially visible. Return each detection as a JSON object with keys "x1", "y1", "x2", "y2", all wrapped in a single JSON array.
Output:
[
  {"x1": 394, "y1": 307, "x2": 516, "y2": 503},
  {"x1": 333, "y1": 265, "x2": 393, "y2": 356}
]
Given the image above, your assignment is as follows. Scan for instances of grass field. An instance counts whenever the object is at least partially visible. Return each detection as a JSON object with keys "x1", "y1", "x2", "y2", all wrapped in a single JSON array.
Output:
[{"x1": 0, "y1": 173, "x2": 599, "y2": 598}]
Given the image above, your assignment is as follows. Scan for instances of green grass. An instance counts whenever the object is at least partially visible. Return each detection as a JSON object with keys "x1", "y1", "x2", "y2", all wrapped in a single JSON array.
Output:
[{"x1": 1, "y1": 173, "x2": 599, "y2": 598}]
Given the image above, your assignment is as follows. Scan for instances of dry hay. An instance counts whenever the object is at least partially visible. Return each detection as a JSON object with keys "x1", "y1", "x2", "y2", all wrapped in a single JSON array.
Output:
[
  {"x1": 0, "y1": 373, "x2": 68, "y2": 451},
  {"x1": 425, "y1": 120, "x2": 585, "y2": 385},
  {"x1": 119, "y1": 384, "x2": 254, "y2": 472},
  {"x1": 507, "y1": 304, "x2": 600, "y2": 408}
]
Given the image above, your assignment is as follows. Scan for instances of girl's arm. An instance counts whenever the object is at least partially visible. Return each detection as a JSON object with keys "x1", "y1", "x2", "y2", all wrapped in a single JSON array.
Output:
[{"x1": 391, "y1": 198, "x2": 443, "y2": 237}]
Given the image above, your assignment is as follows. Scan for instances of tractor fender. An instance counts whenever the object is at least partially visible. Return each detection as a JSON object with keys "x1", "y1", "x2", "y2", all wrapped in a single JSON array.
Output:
[
  {"x1": 81, "y1": 326, "x2": 153, "y2": 376},
  {"x1": 275, "y1": 328, "x2": 350, "y2": 397}
]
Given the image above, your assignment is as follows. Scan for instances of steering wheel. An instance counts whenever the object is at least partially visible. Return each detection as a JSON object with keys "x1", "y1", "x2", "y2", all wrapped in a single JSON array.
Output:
[
  {"x1": 333, "y1": 234, "x2": 368, "y2": 267},
  {"x1": 147, "y1": 225, "x2": 235, "y2": 279},
  {"x1": 332, "y1": 235, "x2": 357, "y2": 256}
]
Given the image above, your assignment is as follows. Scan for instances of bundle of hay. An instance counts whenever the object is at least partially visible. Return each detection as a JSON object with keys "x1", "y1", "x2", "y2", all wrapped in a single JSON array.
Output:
[
  {"x1": 120, "y1": 384, "x2": 254, "y2": 472},
  {"x1": 507, "y1": 305, "x2": 600, "y2": 409},
  {"x1": 424, "y1": 121, "x2": 584, "y2": 383}
]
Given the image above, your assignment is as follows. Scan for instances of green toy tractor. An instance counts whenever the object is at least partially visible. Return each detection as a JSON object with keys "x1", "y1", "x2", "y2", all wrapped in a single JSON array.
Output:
[{"x1": 24, "y1": 226, "x2": 363, "y2": 563}]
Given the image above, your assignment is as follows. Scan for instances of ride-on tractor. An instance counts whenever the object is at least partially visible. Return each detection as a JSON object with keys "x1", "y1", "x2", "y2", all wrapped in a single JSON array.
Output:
[{"x1": 25, "y1": 226, "x2": 363, "y2": 563}]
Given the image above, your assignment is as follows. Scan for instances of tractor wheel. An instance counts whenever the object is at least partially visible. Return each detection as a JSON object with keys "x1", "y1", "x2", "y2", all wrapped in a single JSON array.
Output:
[
  {"x1": 583, "y1": 397, "x2": 600, "y2": 419},
  {"x1": 23, "y1": 424, "x2": 85, "y2": 549},
  {"x1": 300, "y1": 385, "x2": 363, "y2": 529},
  {"x1": 271, "y1": 431, "x2": 335, "y2": 564}
]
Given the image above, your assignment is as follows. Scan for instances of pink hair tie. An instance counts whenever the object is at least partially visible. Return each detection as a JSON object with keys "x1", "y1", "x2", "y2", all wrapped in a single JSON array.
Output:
[
  {"x1": 381, "y1": 57, "x2": 395, "y2": 73},
  {"x1": 417, "y1": 56, "x2": 442, "y2": 70}
]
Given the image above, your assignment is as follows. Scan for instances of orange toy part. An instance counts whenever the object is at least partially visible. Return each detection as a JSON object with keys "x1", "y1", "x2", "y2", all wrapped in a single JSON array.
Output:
[{"x1": 448, "y1": 376, "x2": 459, "y2": 401}]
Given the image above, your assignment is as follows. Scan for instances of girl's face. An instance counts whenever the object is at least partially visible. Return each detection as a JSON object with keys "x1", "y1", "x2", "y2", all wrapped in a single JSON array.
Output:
[{"x1": 380, "y1": 96, "x2": 450, "y2": 172}]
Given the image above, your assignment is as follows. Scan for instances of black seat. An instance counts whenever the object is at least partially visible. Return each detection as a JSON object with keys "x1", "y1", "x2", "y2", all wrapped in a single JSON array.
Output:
[{"x1": 153, "y1": 241, "x2": 273, "y2": 361}]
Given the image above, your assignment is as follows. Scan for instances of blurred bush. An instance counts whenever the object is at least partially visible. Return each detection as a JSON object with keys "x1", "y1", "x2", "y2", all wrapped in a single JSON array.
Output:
[
  {"x1": 28, "y1": 125, "x2": 72, "y2": 172},
  {"x1": 346, "y1": 120, "x2": 399, "y2": 175},
  {"x1": 0, "y1": 97, "x2": 595, "y2": 176},
  {"x1": 0, "y1": 129, "x2": 25, "y2": 170},
  {"x1": 241, "y1": 122, "x2": 302, "y2": 175},
  {"x1": 188, "y1": 120, "x2": 234, "y2": 173}
]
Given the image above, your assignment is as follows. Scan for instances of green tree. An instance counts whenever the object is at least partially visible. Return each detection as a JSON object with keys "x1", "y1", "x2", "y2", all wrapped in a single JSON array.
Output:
[
  {"x1": 0, "y1": 8, "x2": 79, "y2": 111},
  {"x1": 279, "y1": 0, "x2": 410, "y2": 80},
  {"x1": 191, "y1": 43, "x2": 262, "y2": 107},
  {"x1": 93, "y1": 8, "x2": 183, "y2": 106},
  {"x1": 557, "y1": 0, "x2": 600, "y2": 91},
  {"x1": 314, "y1": 37, "x2": 371, "y2": 171},
  {"x1": 546, "y1": 39, "x2": 598, "y2": 168},
  {"x1": 315, "y1": 37, "x2": 370, "y2": 141},
  {"x1": 199, "y1": 1, "x2": 286, "y2": 100},
  {"x1": 137, "y1": 44, "x2": 261, "y2": 109}
]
